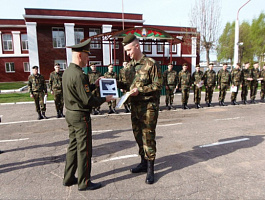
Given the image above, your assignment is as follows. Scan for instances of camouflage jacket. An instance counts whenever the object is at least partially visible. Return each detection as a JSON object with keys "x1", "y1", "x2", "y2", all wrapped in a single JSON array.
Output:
[
  {"x1": 104, "y1": 71, "x2": 117, "y2": 80},
  {"x1": 260, "y1": 69, "x2": 265, "y2": 84},
  {"x1": 191, "y1": 71, "x2": 204, "y2": 85},
  {"x1": 87, "y1": 70, "x2": 101, "y2": 85},
  {"x1": 119, "y1": 68, "x2": 129, "y2": 91},
  {"x1": 231, "y1": 68, "x2": 242, "y2": 86},
  {"x1": 203, "y1": 70, "x2": 216, "y2": 87},
  {"x1": 163, "y1": 70, "x2": 178, "y2": 86},
  {"x1": 28, "y1": 73, "x2": 47, "y2": 94},
  {"x1": 178, "y1": 70, "x2": 192, "y2": 89},
  {"x1": 252, "y1": 68, "x2": 260, "y2": 81},
  {"x1": 121, "y1": 55, "x2": 163, "y2": 102},
  {"x1": 49, "y1": 71, "x2": 63, "y2": 91},
  {"x1": 217, "y1": 69, "x2": 231, "y2": 86},
  {"x1": 242, "y1": 68, "x2": 253, "y2": 85}
]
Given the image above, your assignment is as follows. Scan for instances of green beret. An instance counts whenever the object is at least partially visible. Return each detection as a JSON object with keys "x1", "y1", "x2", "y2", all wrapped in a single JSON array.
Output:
[
  {"x1": 67, "y1": 38, "x2": 91, "y2": 53},
  {"x1": 122, "y1": 34, "x2": 137, "y2": 46},
  {"x1": 32, "y1": 66, "x2": 38, "y2": 69}
]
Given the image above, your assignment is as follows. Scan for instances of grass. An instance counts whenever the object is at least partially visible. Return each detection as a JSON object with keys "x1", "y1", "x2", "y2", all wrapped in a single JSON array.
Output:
[
  {"x1": 0, "y1": 82, "x2": 27, "y2": 90},
  {"x1": 0, "y1": 92, "x2": 54, "y2": 103}
]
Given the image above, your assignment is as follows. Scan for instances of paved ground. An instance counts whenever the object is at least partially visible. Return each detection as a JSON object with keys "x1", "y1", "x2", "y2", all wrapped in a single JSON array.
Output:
[{"x1": 1, "y1": 91, "x2": 265, "y2": 199}]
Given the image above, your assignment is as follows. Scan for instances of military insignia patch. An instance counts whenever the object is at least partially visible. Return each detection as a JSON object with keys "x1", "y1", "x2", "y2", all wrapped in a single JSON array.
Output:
[{"x1": 84, "y1": 84, "x2": 90, "y2": 92}]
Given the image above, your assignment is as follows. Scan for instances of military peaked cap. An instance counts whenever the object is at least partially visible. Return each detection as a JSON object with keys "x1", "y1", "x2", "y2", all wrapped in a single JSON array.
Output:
[
  {"x1": 122, "y1": 34, "x2": 137, "y2": 46},
  {"x1": 67, "y1": 38, "x2": 91, "y2": 53}
]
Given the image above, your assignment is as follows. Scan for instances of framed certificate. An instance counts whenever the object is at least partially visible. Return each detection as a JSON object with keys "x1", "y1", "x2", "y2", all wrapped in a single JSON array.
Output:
[{"x1": 99, "y1": 78, "x2": 119, "y2": 98}]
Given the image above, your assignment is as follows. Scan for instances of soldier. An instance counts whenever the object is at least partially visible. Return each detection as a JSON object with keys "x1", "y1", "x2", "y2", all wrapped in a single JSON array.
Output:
[
  {"x1": 250, "y1": 62, "x2": 260, "y2": 104},
  {"x1": 241, "y1": 62, "x2": 253, "y2": 104},
  {"x1": 163, "y1": 63, "x2": 178, "y2": 110},
  {"x1": 49, "y1": 63, "x2": 64, "y2": 118},
  {"x1": 191, "y1": 64, "x2": 204, "y2": 109},
  {"x1": 217, "y1": 63, "x2": 231, "y2": 106},
  {"x1": 119, "y1": 61, "x2": 131, "y2": 113},
  {"x1": 104, "y1": 64, "x2": 118, "y2": 114},
  {"x1": 62, "y1": 38, "x2": 114, "y2": 191},
  {"x1": 177, "y1": 63, "x2": 192, "y2": 109},
  {"x1": 120, "y1": 34, "x2": 162, "y2": 184},
  {"x1": 203, "y1": 63, "x2": 216, "y2": 107},
  {"x1": 230, "y1": 63, "x2": 243, "y2": 105},
  {"x1": 260, "y1": 64, "x2": 265, "y2": 102},
  {"x1": 87, "y1": 63, "x2": 102, "y2": 115},
  {"x1": 28, "y1": 66, "x2": 48, "y2": 120}
]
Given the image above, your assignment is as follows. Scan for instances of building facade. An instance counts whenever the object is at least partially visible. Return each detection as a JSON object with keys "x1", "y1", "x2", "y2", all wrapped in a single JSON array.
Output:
[{"x1": 0, "y1": 8, "x2": 200, "y2": 82}]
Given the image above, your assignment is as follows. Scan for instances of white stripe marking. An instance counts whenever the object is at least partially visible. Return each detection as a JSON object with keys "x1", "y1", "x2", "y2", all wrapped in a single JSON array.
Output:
[
  {"x1": 92, "y1": 130, "x2": 114, "y2": 133},
  {"x1": 158, "y1": 123, "x2": 183, "y2": 127},
  {"x1": 99, "y1": 154, "x2": 138, "y2": 163},
  {"x1": 0, "y1": 118, "x2": 64, "y2": 125},
  {"x1": 0, "y1": 138, "x2": 29, "y2": 143},
  {"x1": 215, "y1": 117, "x2": 241, "y2": 121},
  {"x1": 199, "y1": 138, "x2": 250, "y2": 148}
]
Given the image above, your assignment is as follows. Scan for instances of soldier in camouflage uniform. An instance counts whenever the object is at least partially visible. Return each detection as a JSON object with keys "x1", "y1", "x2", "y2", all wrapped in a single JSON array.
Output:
[
  {"x1": 28, "y1": 66, "x2": 48, "y2": 120},
  {"x1": 191, "y1": 64, "x2": 204, "y2": 109},
  {"x1": 163, "y1": 63, "x2": 178, "y2": 110},
  {"x1": 120, "y1": 34, "x2": 162, "y2": 184},
  {"x1": 230, "y1": 63, "x2": 243, "y2": 105},
  {"x1": 49, "y1": 63, "x2": 64, "y2": 118},
  {"x1": 119, "y1": 61, "x2": 131, "y2": 113},
  {"x1": 177, "y1": 63, "x2": 192, "y2": 109},
  {"x1": 104, "y1": 64, "x2": 118, "y2": 114},
  {"x1": 87, "y1": 64, "x2": 102, "y2": 115},
  {"x1": 241, "y1": 62, "x2": 253, "y2": 104},
  {"x1": 250, "y1": 62, "x2": 260, "y2": 104},
  {"x1": 203, "y1": 63, "x2": 216, "y2": 107},
  {"x1": 217, "y1": 63, "x2": 231, "y2": 106},
  {"x1": 260, "y1": 64, "x2": 265, "y2": 102}
]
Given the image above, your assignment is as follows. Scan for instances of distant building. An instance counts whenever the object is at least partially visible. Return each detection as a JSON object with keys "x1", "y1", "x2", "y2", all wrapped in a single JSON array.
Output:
[{"x1": 0, "y1": 8, "x2": 200, "y2": 82}]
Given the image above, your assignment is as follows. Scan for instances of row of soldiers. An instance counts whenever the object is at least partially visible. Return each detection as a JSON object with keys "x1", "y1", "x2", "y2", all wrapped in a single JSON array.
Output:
[{"x1": 163, "y1": 62, "x2": 265, "y2": 110}]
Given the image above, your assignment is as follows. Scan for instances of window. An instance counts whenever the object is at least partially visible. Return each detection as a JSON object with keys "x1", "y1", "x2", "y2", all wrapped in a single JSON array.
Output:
[
  {"x1": 89, "y1": 28, "x2": 101, "y2": 49},
  {"x1": 5, "y1": 62, "x2": 15, "y2": 72},
  {"x1": 171, "y1": 44, "x2": 177, "y2": 53},
  {"x1": 23, "y1": 62, "x2": 30, "y2": 72},
  {"x1": 144, "y1": 42, "x2": 151, "y2": 53},
  {"x1": 74, "y1": 28, "x2": 84, "y2": 44},
  {"x1": 157, "y1": 42, "x2": 164, "y2": 53},
  {"x1": 52, "y1": 28, "x2": 65, "y2": 48},
  {"x1": 21, "y1": 34, "x2": 28, "y2": 50},
  {"x1": 2, "y1": 34, "x2": 13, "y2": 51},
  {"x1": 55, "y1": 60, "x2": 67, "y2": 70},
  {"x1": 114, "y1": 59, "x2": 119, "y2": 65},
  {"x1": 172, "y1": 61, "x2": 177, "y2": 65},
  {"x1": 112, "y1": 41, "x2": 119, "y2": 49}
]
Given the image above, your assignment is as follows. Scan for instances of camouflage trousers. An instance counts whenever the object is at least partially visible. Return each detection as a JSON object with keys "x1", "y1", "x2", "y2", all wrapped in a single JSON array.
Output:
[
  {"x1": 92, "y1": 88, "x2": 101, "y2": 110},
  {"x1": 205, "y1": 85, "x2": 215, "y2": 103},
  {"x1": 165, "y1": 86, "x2": 175, "y2": 105},
  {"x1": 218, "y1": 83, "x2": 229, "y2": 102},
  {"x1": 131, "y1": 100, "x2": 159, "y2": 161},
  {"x1": 231, "y1": 84, "x2": 240, "y2": 101},
  {"x1": 193, "y1": 85, "x2": 202, "y2": 104},
  {"x1": 260, "y1": 82, "x2": 265, "y2": 99},
  {"x1": 108, "y1": 100, "x2": 116, "y2": 108},
  {"x1": 181, "y1": 87, "x2": 190, "y2": 104},
  {"x1": 250, "y1": 81, "x2": 258, "y2": 100},
  {"x1": 53, "y1": 90, "x2": 64, "y2": 112},
  {"x1": 241, "y1": 83, "x2": 250, "y2": 101},
  {"x1": 33, "y1": 91, "x2": 46, "y2": 113}
]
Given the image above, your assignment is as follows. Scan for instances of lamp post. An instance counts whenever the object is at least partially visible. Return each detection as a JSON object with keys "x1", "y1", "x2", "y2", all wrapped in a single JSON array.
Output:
[{"x1": 233, "y1": 0, "x2": 251, "y2": 68}]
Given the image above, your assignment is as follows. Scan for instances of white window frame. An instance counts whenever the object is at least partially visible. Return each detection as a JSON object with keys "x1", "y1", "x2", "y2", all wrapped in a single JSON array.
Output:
[
  {"x1": 171, "y1": 44, "x2": 177, "y2": 53},
  {"x1": 23, "y1": 62, "x2": 30, "y2": 72},
  {"x1": 144, "y1": 42, "x2": 152, "y2": 53},
  {"x1": 89, "y1": 28, "x2": 101, "y2": 49},
  {"x1": 114, "y1": 59, "x2": 119, "y2": 65},
  {"x1": 55, "y1": 60, "x2": 67, "y2": 71},
  {"x1": 2, "y1": 34, "x2": 13, "y2": 51},
  {"x1": 21, "y1": 34, "x2": 28, "y2": 50},
  {"x1": 157, "y1": 42, "x2": 164, "y2": 53},
  {"x1": 5, "y1": 62, "x2": 15, "y2": 73},
  {"x1": 74, "y1": 28, "x2": 84, "y2": 44},
  {"x1": 52, "y1": 28, "x2": 65, "y2": 48}
]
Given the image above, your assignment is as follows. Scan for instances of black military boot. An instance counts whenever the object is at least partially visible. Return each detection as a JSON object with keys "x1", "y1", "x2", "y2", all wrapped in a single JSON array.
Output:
[
  {"x1": 60, "y1": 110, "x2": 65, "y2": 117},
  {"x1": 221, "y1": 101, "x2": 227, "y2": 106},
  {"x1": 198, "y1": 103, "x2": 203, "y2": 108},
  {"x1": 108, "y1": 106, "x2": 114, "y2": 114},
  {"x1": 92, "y1": 108, "x2": 98, "y2": 115},
  {"x1": 145, "y1": 160, "x2": 155, "y2": 184},
  {"x1": 42, "y1": 112, "x2": 48, "y2": 119},
  {"x1": 195, "y1": 103, "x2": 199, "y2": 109},
  {"x1": 38, "y1": 112, "x2": 43, "y2": 120},
  {"x1": 219, "y1": 101, "x2": 222, "y2": 106},
  {"x1": 234, "y1": 101, "x2": 239, "y2": 105},
  {"x1": 57, "y1": 111, "x2": 61, "y2": 118},
  {"x1": 170, "y1": 104, "x2": 174, "y2": 110},
  {"x1": 260, "y1": 98, "x2": 264, "y2": 103},
  {"x1": 184, "y1": 103, "x2": 190, "y2": 109},
  {"x1": 182, "y1": 104, "x2": 186, "y2": 110},
  {"x1": 130, "y1": 155, "x2": 147, "y2": 173},
  {"x1": 125, "y1": 105, "x2": 130, "y2": 113},
  {"x1": 231, "y1": 101, "x2": 236, "y2": 105}
]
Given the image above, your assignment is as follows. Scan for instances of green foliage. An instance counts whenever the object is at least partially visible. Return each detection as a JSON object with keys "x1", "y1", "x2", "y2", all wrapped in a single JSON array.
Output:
[
  {"x1": 0, "y1": 92, "x2": 54, "y2": 103},
  {"x1": 0, "y1": 82, "x2": 27, "y2": 90}
]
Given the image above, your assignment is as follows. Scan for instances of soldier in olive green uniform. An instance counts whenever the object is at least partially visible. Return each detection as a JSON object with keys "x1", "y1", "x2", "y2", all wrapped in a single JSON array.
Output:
[
  {"x1": 120, "y1": 35, "x2": 162, "y2": 184},
  {"x1": 230, "y1": 63, "x2": 243, "y2": 105},
  {"x1": 28, "y1": 66, "x2": 48, "y2": 120},
  {"x1": 87, "y1": 64, "x2": 102, "y2": 115},
  {"x1": 177, "y1": 63, "x2": 192, "y2": 109},
  {"x1": 191, "y1": 64, "x2": 204, "y2": 109},
  {"x1": 241, "y1": 62, "x2": 253, "y2": 104},
  {"x1": 49, "y1": 63, "x2": 64, "y2": 118},
  {"x1": 260, "y1": 64, "x2": 265, "y2": 102},
  {"x1": 203, "y1": 63, "x2": 216, "y2": 107},
  {"x1": 250, "y1": 62, "x2": 260, "y2": 103},
  {"x1": 163, "y1": 63, "x2": 178, "y2": 110},
  {"x1": 217, "y1": 63, "x2": 231, "y2": 106},
  {"x1": 62, "y1": 39, "x2": 114, "y2": 191},
  {"x1": 119, "y1": 61, "x2": 131, "y2": 113},
  {"x1": 104, "y1": 64, "x2": 118, "y2": 114}
]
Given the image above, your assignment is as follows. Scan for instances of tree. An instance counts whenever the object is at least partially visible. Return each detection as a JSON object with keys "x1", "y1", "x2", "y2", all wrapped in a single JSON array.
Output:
[
  {"x1": 189, "y1": 0, "x2": 221, "y2": 65},
  {"x1": 238, "y1": 21, "x2": 252, "y2": 64}
]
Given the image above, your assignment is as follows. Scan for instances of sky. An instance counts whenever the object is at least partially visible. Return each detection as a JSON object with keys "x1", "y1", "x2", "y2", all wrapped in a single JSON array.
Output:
[{"x1": 0, "y1": 0, "x2": 264, "y2": 60}]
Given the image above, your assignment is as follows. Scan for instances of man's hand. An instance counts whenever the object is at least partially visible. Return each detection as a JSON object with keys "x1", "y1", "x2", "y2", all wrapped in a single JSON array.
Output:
[
  {"x1": 30, "y1": 94, "x2": 33, "y2": 98},
  {"x1": 218, "y1": 86, "x2": 220, "y2": 89},
  {"x1": 45, "y1": 93, "x2": 48, "y2": 97},
  {"x1": 51, "y1": 91, "x2": 54, "y2": 95},
  {"x1": 247, "y1": 78, "x2": 253, "y2": 81},
  {"x1": 130, "y1": 88, "x2": 139, "y2": 96},
  {"x1": 105, "y1": 95, "x2": 115, "y2": 102}
]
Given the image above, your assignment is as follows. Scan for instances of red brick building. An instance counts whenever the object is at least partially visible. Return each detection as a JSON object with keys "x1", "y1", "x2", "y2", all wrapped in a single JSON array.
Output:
[{"x1": 0, "y1": 8, "x2": 200, "y2": 82}]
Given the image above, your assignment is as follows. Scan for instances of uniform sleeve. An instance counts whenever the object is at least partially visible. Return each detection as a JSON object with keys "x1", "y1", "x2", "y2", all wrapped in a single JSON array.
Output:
[
  {"x1": 178, "y1": 72, "x2": 182, "y2": 88},
  {"x1": 175, "y1": 72, "x2": 178, "y2": 86},
  {"x1": 49, "y1": 74, "x2": 53, "y2": 91},
  {"x1": 42, "y1": 76, "x2": 47, "y2": 93},
  {"x1": 163, "y1": 71, "x2": 167, "y2": 86},
  {"x1": 28, "y1": 76, "x2": 33, "y2": 94},
  {"x1": 217, "y1": 71, "x2": 221, "y2": 86}
]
